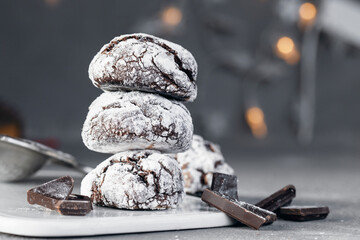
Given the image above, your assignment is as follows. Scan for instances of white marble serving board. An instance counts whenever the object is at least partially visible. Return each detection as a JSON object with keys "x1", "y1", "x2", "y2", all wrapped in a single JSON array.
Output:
[{"x1": 0, "y1": 169, "x2": 235, "y2": 237}]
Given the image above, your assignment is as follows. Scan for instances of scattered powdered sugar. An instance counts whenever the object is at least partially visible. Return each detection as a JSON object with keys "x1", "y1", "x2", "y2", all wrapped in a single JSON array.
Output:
[
  {"x1": 218, "y1": 192, "x2": 275, "y2": 220},
  {"x1": 81, "y1": 91, "x2": 193, "y2": 154},
  {"x1": 88, "y1": 33, "x2": 197, "y2": 101},
  {"x1": 280, "y1": 206, "x2": 320, "y2": 209},
  {"x1": 80, "y1": 150, "x2": 184, "y2": 210},
  {"x1": 235, "y1": 199, "x2": 275, "y2": 220},
  {"x1": 177, "y1": 135, "x2": 234, "y2": 194}
]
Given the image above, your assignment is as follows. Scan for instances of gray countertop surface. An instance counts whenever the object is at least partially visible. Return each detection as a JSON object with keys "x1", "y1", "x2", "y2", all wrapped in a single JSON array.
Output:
[{"x1": 1, "y1": 152, "x2": 359, "y2": 240}]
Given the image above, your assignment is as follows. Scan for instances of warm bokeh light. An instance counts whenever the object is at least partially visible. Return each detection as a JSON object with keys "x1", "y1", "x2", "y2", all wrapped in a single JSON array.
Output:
[
  {"x1": 275, "y1": 36, "x2": 300, "y2": 65},
  {"x1": 276, "y1": 37, "x2": 295, "y2": 55},
  {"x1": 299, "y1": 2, "x2": 317, "y2": 21},
  {"x1": 246, "y1": 107, "x2": 264, "y2": 127},
  {"x1": 0, "y1": 124, "x2": 21, "y2": 138},
  {"x1": 161, "y1": 6, "x2": 182, "y2": 27},
  {"x1": 245, "y1": 107, "x2": 267, "y2": 139}
]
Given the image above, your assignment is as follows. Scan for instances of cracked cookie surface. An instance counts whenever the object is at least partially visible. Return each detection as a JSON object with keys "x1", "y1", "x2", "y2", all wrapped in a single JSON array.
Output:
[
  {"x1": 88, "y1": 33, "x2": 198, "y2": 102},
  {"x1": 176, "y1": 135, "x2": 234, "y2": 195},
  {"x1": 81, "y1": 91, "x2": 193, "y2": 154},
  {"x1": 81, "y1": 150, "x2": 184, "y2": 210}
]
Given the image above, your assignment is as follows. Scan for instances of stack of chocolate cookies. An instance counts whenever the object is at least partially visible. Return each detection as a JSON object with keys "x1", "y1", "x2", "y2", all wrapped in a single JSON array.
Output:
[{"x1": 80, "y1": 33, "x2": 198, "y2": 210}]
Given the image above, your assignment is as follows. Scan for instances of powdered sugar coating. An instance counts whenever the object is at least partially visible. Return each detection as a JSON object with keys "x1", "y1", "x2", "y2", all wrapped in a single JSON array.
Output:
[
  {"x1": 177, "y1": 135, "x2": 234, "y2": 194},
  {"x1": 88, "y1": 33, "x2": 198, "y2": 102},
  {"x1": 81, "y1": 91, "x2": 193, "y2": 154},
  {"x1": 80, "y1": 150, "x2": 184, "y2": 210}
]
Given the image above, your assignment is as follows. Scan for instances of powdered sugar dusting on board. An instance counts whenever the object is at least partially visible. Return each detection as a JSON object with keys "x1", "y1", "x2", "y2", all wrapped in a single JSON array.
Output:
[
  {"x1": 88, "y1": 33, "x2": 197, "y2": 101},
  {"x1": 177, "y1": 135, "x2": 234, "y2": 194},
  {"x1": 80, "y1": 150, "x2": 184, "y2": 210},
  {"x1": 81, "y1": 91, "x2": 193, "y2": 154}
]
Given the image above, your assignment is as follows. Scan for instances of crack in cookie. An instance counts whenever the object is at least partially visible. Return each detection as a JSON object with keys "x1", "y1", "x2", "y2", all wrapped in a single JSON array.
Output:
[{"x1": 102, "y1": 35, "x2": 195, "y2": 83}]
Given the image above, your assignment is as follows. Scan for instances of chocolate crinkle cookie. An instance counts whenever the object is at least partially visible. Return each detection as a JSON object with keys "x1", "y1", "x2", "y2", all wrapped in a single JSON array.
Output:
[
  {"x1": 89, "y1": 33, "x2": 198, "y2": 102},
  {"x1": 81, "y1": 150, "x2": 184, "y2": 210},
  {"x1": 81, "y1": 91, "x2": 193, "y2": 154},
  {"x1": 176, "y1": 135, "x2": 234, "y2": 195}
]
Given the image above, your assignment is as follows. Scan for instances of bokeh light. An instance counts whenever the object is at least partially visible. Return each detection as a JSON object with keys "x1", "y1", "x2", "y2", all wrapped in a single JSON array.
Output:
[
  {"x1": 161, "y1": 6, "x2": 182, "y2": 27},
  {"x1": 275, "y1": 36, "x2": 300, "y2": 65},
  {"x1": 276, "y1": 37, "x2": 295, "y2": 55},
  {"x1": 0, "y1": 124, "x2": 21, "y2": 138},
  {"x1": 299, "y1": 2, "x2": 317, "y2": 21},
  {"x1": 245, "y1": 107, "x2": 267, "y2": 139}
]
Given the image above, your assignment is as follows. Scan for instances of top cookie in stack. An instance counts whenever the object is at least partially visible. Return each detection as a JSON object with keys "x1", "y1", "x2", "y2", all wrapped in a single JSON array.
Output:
[{"x1": 88, "y1": 33, "x2": 198, "y2": 102}]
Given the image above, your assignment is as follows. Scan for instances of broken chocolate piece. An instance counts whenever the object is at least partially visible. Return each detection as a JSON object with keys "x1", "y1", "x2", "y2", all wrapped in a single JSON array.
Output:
[
  {"x1": 55, "y1": 194, "x2": 93, "y2": 216},
  {"x1": 27, "y1": 176, "x2": 74, "y2": 210},
  {"x1": 211, "y1": 172, "x2": 238, "y2": 200},
  {"x1": 27, "y1": 176, "x2": 93, "y2": 216},
  {"x1": 255, "y1": 184, "x2": 296, "y2": 212},
  {"x1": 201, "y1": 189, "x2": 276, "y2": 230},
  {"x1": 278, "y1": 206, "x2": 329, "y2": 221}
]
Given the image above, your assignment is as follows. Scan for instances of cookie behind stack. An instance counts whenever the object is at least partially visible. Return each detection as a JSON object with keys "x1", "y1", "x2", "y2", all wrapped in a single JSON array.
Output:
[
  {"x1": 177, "y1": 135, "x2": 234, "y2": 196},
  {"x1": 80, "y1": 33, "x2": 197, "y2": 210}
]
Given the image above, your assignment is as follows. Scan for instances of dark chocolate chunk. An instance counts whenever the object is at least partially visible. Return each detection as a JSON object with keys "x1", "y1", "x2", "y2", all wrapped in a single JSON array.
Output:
[
  {"x1": 255, "y1": 184, "x2": 296, "y2": 212},
  {"x1": 211, "y1": 172, "x2": 238, "y2": 200},
  {"x1": 27, "y1": 176, "x2": 74, "y2": 210},
  {"x1": 201, "y1": 189, "x2": 276, "y2": 230},
  {"x1": 278, "y1": 206, "x2": 329, "y2": 221},
  {"x1": 55, "y1": 194, "x2": 93, "y2": 216}
]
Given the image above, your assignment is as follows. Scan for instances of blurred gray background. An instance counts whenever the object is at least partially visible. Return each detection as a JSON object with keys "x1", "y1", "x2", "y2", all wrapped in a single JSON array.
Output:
[{"x1": 1, "y1": 0, "x2": 360, "y2": 162}]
